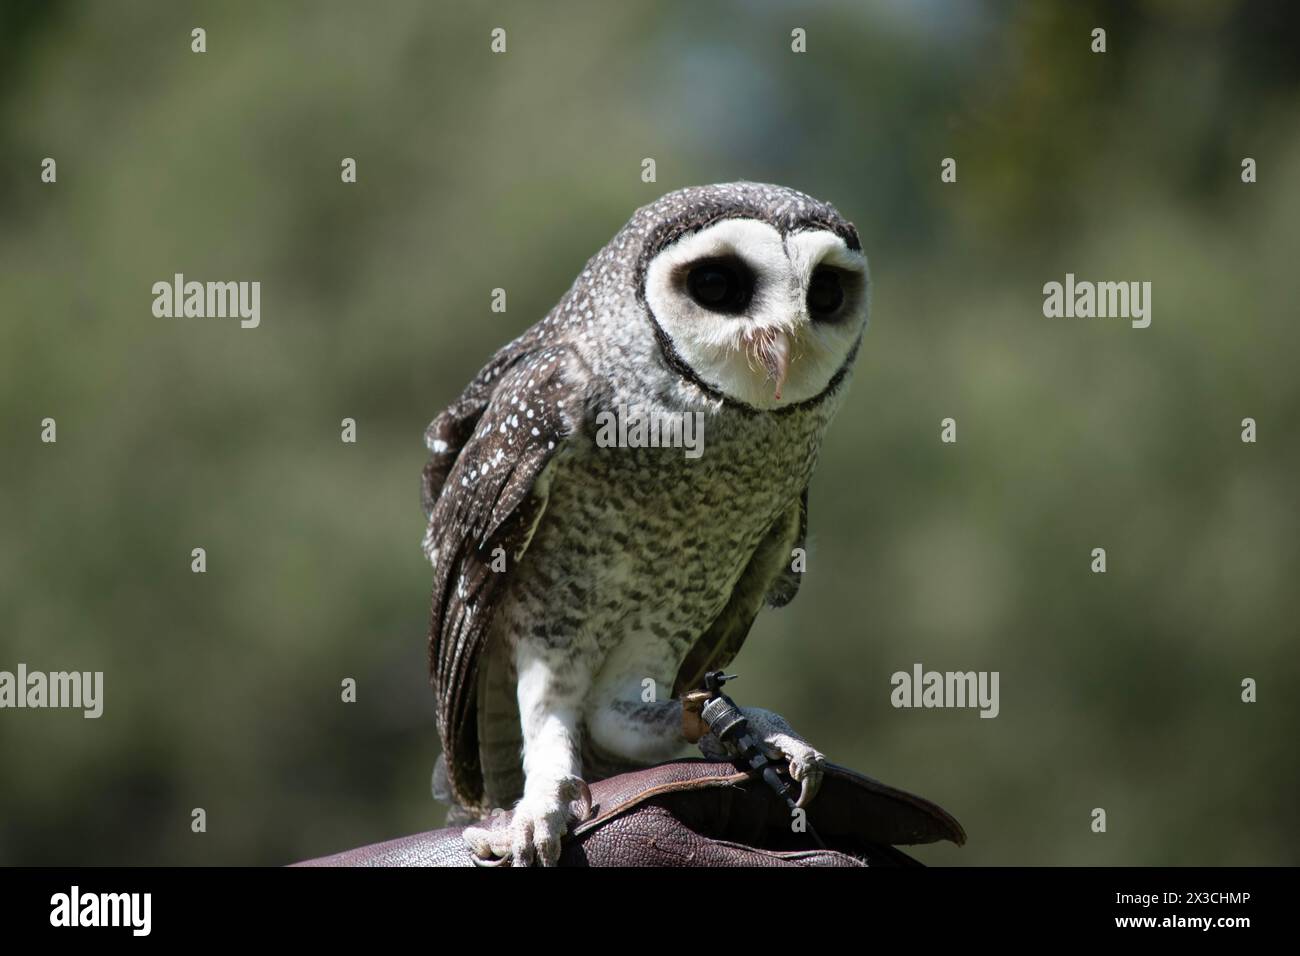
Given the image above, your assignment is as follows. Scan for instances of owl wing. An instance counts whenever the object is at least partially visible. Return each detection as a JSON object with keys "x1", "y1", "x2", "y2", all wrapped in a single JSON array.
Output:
[
  {"x1": 422, "y1": 343, "x2": 586, "y2": 807},
  {"x1": 672, "y1": 488, "x2": 809, "y2": 697}
]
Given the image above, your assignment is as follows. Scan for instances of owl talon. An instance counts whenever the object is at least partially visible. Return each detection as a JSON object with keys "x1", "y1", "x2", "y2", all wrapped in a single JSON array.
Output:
[
  {"x1": 768, "y1": 738, "x2": 825, "y2": 808},
  {"x1": 738, "y1": 709, "x2": 826, "y2": 809},
  {"x1": 794, "y1": 760, "x2": 824, "y2": 808},
  {"x1": 463, "y1": 810, "x2": 511, "y2": 866}
]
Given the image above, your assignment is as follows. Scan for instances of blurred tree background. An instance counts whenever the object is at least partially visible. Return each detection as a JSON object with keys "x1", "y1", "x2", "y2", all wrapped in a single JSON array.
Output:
[{"x1": 1, "y1": 0, "x2": 1297, "y2": 865}]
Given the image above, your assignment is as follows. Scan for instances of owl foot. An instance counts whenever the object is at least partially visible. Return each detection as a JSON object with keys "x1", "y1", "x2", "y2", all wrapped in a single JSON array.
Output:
[
  {"x1": 699, "y1": 706, "x2": 826, "y2": 807},
  {"x1": 463, "y1": 775, "x2": 592, "y2": 867},
  {"x1": 763, "y1": 734, "x2": 825, "y2": 808}
]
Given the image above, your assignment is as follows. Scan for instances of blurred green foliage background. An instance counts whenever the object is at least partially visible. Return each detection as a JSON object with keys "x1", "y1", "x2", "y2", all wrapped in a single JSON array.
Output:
[{"x1": 1, "y1": 0, "x2": 1297, "y2": 865}]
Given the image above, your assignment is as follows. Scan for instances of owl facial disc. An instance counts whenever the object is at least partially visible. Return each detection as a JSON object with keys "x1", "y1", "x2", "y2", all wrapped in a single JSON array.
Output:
[{"x1": 643, "y1": 217, "x2": 869, "y2": 410}]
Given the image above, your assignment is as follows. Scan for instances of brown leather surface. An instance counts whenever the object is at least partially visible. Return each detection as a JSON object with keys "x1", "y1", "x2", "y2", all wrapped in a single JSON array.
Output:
[{"x1": 293, "y1": 759, "x2": 965, "y2": 867}]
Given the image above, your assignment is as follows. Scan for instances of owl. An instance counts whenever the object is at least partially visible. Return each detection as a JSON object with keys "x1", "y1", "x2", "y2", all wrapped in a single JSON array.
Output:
[{"x1": 422, "y1": 182, "x2": 870, "y2": 865}]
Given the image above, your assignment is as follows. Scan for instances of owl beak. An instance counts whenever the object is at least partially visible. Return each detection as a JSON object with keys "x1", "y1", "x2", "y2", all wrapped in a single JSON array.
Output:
[
  {"x1": 762, "y1": 331, "x2": 791, "y2": 402},
  {"x1": 744, "y1": 327, "x2": 792, "y2": 401}
]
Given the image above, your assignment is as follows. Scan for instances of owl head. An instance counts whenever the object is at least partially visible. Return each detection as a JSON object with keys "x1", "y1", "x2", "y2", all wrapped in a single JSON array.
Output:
[{"x1": 632, "y1": 183, "x2": 870, "y2": 411}]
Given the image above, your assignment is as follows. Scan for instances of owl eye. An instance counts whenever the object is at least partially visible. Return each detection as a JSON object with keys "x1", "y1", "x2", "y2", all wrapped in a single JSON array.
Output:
[
  {"x1": 686, "y1": 258, "x2": 754, "y2": 314},
  {"x1": 807, "y1": 267, "x2": 845, "y2": 318}
]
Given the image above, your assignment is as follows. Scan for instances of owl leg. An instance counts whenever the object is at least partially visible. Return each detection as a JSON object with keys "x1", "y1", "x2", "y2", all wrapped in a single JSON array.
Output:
[
  {"x1": 463, "y1": 642, "x2": 594, "y2": 867},
  {"x1": 586, "y1": 695, "x2": 687, "y2": 764},
  {"x1": 699, "y1": 706, "x2": 826, "y2": 808},
  {"x1": 585, "y1": 650, "x2": 692, "y2": 764},
  {"x1": 587, "y1": 689, "x2": 827, "y2": 808}
]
